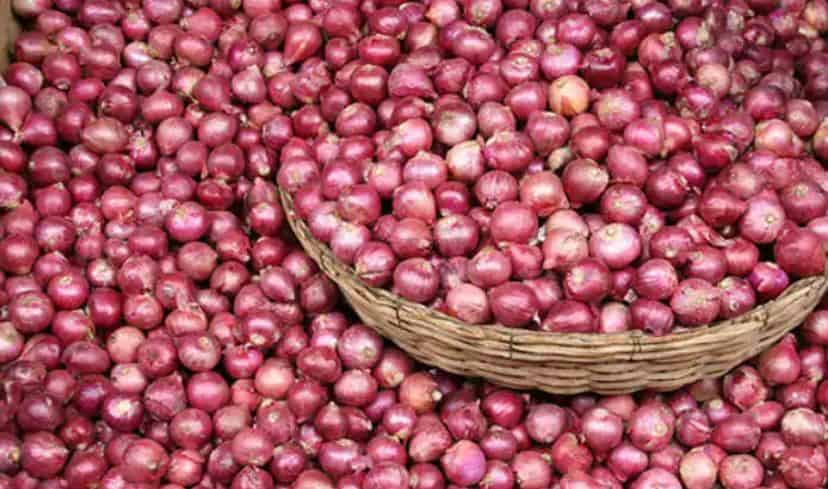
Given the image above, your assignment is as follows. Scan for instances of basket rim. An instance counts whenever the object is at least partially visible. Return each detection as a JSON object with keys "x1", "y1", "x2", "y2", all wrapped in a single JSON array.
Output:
[{"x1": 280, "y1": 188, "x2": 828, "y2": 349}]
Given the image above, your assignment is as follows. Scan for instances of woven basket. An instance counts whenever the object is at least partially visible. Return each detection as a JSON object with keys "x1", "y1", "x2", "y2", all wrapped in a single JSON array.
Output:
[
  {"x1": 281, "y1": 190, "x2": 828, "y2": 394},
  {"x1": 0, "y1": 0, "x2": 20, "y2": 72}
]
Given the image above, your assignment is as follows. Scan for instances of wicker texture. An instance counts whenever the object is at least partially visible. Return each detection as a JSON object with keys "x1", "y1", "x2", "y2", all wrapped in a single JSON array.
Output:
[
  {"x1": 0, "y1": 0, "x2": 20, "y2": 72},
  {"x1": 280, "y1": 189, "x2": 828, "y2": 395}
]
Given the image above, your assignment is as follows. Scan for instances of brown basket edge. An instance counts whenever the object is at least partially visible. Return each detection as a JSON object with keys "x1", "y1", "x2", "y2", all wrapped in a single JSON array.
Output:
[{"x1": 280, "y1": 189, "x2": 828, "y2": 393}]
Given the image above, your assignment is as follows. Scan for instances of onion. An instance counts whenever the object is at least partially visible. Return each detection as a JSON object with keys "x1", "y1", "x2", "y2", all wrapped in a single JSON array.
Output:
[
  {"x1": 488, "y1": 282, "x2": 539, "y2": 327},
  {"x1": 803, "y1": 310, "x2": 828, "y2": 346},
  {"x1": 670, "y1": 279, "x2": 721, "y2": 327},
  {"x1": 474, "y1": 170, "x2": 518, "y2": 210},
  {"x1": 0, "y1": 86, "x2": 32, "y2": 131},
  {"x1": 781, "y1": 181, "x2": 827, "y2": 224},
  {"x1": 550, "y1": 433, "x2": 593, "y2": 473},
  {"x1": 749, "y1": 262, "x2": 790, "y2": 301},
  {"x1": 541, "y1": 300, "x2": 595, "y2": 333},
  {"x1": 598, "y1": 302, "x2": 632, "y2": 334},
  {"x1": 627, "y1": 401, "x2": 675, "y2": 452},
  {"x1": 739, "y1": 195, "x2": 786, "y2": 244},
  {"x1": 562, "y1": 159, "x2": 610, "y2": 206},
  {"x1": 446, "y1": 283, "x2": 490, "y2": 324},
  {"x1": 548, "y1": 75, "x2": 590, "y2": 117},
  {"x1": 564, "y1": 258, "x2": 611, "y2": 303},
  {"x1": 718, "y1": 455, "x2": 763, "y2": 489},
  {"x1": 759, "y1": 334, "x2": 802, "y2": 386},
  {"x1": 633, "y1": 259, "x2": 678, "y2": 301},
  {"x1": 779, "y1": 446, "x2": 828, "y2": 489},
  {"x1": 511, "y1": 450, "x2": 552, "y2": 489},
  {"x1": 605, "y1": 442, "x2": 647, "y2": 482},
  {"x1": 630, "y1": 468, "x2": 681, "y2": 489},
  {"x1": 519, "y1": 171, "x2": 568, "y2": 217},
  {"x1": 467, "y1": 247, "x2": 511, "y2": 288},
  {"x1": 582, "y1": 407, "x2": 624, "y2": 455},
  {"x1": 774, "y1": 228, "x2": 826, "y2": 278},
  {"x1": 525, "y1": 112, "x2": 570, "y2": 156},
  {"x1": 711, "y1": 413, "x2": 761, "y2": 453},
  {"x1": 589, "y1": 223, "x2": 642, "y2": 269},
  {"x1": 484, "y1": 131, "x2": 534, "y2": 173},
  {"x1": 2, "y1": 9, "x2": 828, "y2": 489}
]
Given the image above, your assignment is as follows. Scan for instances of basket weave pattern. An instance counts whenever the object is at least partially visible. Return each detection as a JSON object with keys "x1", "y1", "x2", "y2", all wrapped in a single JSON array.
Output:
[{"x1": 281, "y1": 190, "x2": 828, "y2": 394}]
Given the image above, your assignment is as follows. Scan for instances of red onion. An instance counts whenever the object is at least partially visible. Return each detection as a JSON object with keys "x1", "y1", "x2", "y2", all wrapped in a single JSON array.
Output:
[
  {"x1": 711, "y1": 413, "x2": 762, "y2": 453},
  {"x1": 774, "y1": 227, "x2": 826, "y2": 278},
  {"x1": 511, "y1": 450, "x2": 552, "y2": 489},
  {"x1": 525, "y1": 404, "x2": 567, "y2": 444},
  {"x1": 670, "y1": 279, "x2": 721, "y2": 327},
  {"x1": 564, "y1": 258, "x2": 611, "y2": 303},
  {"x1": 439, "y1": 441, "x2": 485, "y2": 486},
  {"x1": 718, "y1": 455, "x2": 763, "y2": 489},
  {"x1": 548, "y1": 75, "x2": 590, "y2": 117},
  {"x1": 781, "y1": 407, "x2": 826, "y2": 446},
  {"x1": 582, "y1": 407, "x2": 624, "y2": 455},
  {"x1": 488, "y1": 281, "x2": 539, "y2": 327},
  {"x1": 2, "y1": 10, "x2": 828, "y2": 489},
  {"x1": 589, "y1": 223, "x2": 642, "y2": 270},
  {"x1": 759, "y1": 334, "x2": 802, "y2": 386},
  {"x1": 541, "y1": 300, "x2": 596, "y2": 333},
  {"x1": 629, "y1": 468, "x2": 682, "y2": 489},
  {"x1": 781, "y1": 181, "x2": 827, "y2": 224},
  {"x1": 627, "y1": 401, "x2": 675, "y2": 452},
  {"x1": 633, "y1": 259, "x2": 679, "y2": 301},
  {"x1": 446, "y1": 283, "x2": 490, "y2": 324},
  {"x1": 723, "y1": 366, "x2": 767, "y2": 411},
  {"x1": 607, "y1": 442, "x2": 648, "y2": 482},
  {"x1": 562, "y1": 159, "x2": 610, "y2": 206},
  {"x1": 479, "y1": 390, "x2": 524, "y2": 429},
  {"x1": 598, "y1": 302, "x2": 632, "y2": 334},
  {"x1": 803, "y1": 310, "x2": 828, "y2": 346},
  {"x1": 483, "y1": 131, "x2": 534, "y2": 173},
  {"x1": 739, "y1": 195, "x2": 786, "y2": 245},
  {"x1": 519, "y1": 171, "x2": 568, "y2": 217},
  {"x1": 779, "y1": 446, "x2": 828, "y2": 489}
]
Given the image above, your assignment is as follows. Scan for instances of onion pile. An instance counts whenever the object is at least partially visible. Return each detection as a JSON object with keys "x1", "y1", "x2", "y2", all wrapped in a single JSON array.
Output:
[
  {"x1": 1, "y1": 1, "x2": 828, "y2": 489},
  {"x1": 257, "y1": 0, "x2": 828, "y2": 333},
  {"x1": 4, "y1": 250, "x2": 828, "y2": 489}
]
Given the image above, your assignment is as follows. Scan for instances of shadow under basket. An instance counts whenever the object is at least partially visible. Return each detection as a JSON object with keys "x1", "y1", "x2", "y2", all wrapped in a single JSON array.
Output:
[{"x1": 280, "y1": 190, "x2": 828, "y2": 395}]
